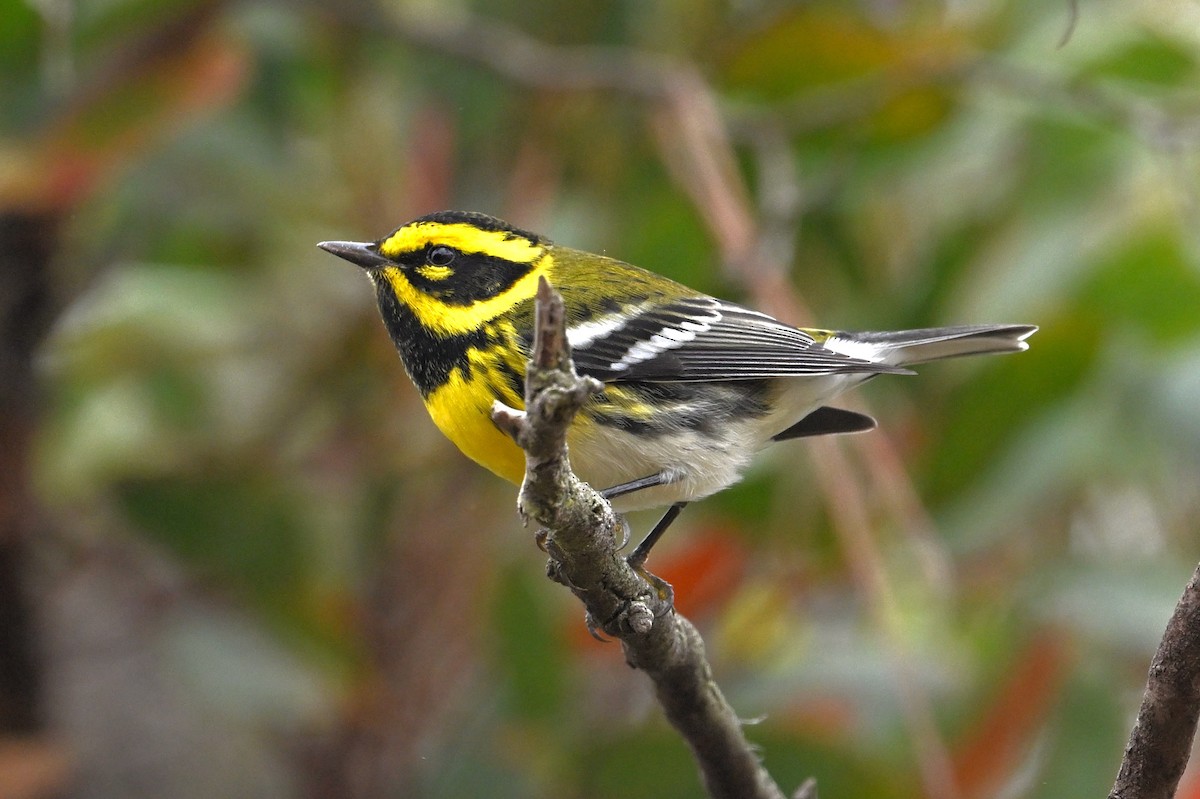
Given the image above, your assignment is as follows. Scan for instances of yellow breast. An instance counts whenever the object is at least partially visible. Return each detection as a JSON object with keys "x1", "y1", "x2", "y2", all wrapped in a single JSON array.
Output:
[{"x1": 422, "y1": 349, "x2": 527, "y2": 485}]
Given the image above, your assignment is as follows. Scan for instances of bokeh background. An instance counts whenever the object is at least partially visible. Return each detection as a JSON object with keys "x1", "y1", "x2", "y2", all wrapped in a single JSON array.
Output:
[{"x1": 4, "y1": 0, "x2": 1200, "y2": 797}]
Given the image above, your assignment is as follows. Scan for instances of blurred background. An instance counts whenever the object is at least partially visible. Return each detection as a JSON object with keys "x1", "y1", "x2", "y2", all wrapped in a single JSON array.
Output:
[{"x1": 3, "y1": 0, "x2": 1200, "y2": 797}]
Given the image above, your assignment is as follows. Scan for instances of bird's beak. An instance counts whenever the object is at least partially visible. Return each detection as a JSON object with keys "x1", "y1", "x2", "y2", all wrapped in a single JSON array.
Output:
[{"x1": 317, "y1": 240, "x2": 391, "y2": 270}]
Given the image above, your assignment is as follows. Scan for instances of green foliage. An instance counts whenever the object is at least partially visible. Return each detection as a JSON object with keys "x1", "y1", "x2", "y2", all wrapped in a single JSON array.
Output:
[
  {"x1": 1078, "y1": 228, "x2": 1200, "y2": 342},
  {"x1": 12, "y1": 0, "x2": 1200, "y2": 796},
  {"x1": 118, "y1": 474, "x2": 309, "y2": 611},
  {"x1": 924, "y1": 314, "x2": 1099, "y2": 504},
  {"x1": 581, "y1": 730, "x2": 703, "y2": 799},
  {"x1": 1083, "y1": 33, "x2": 1199, "y2": 86},
  {"x1": 491, "y1": 565, "x2": 569, "y2": 721},
  {"x1": 1029, "y1": 674, "x2": 1127, "y2": 799}
]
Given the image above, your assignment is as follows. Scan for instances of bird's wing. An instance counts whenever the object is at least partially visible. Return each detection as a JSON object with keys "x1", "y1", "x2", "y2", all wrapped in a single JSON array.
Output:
[{"x1": 563, "y1": 295, "x2": 909, "y2": 383}]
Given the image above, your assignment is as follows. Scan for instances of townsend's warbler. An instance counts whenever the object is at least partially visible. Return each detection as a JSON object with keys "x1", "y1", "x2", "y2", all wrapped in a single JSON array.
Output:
[{"x1": 319, "y1": 211, "x2": 1035, "y2": 563}]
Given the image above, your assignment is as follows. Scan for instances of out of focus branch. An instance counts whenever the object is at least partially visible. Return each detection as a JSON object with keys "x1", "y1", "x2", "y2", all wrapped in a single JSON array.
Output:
[
  {"x1": 491, "y1": 278, "x2": 790, "y2": 799},
  {"x1": 1108, "y1": 563, "x2": 1200, "y2": 799},
  {"x1": 383, "y1": 6, "x2": 675, "y2": 98}
]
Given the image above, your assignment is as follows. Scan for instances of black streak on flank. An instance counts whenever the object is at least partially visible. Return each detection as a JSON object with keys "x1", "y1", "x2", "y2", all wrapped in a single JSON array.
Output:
[
  {"x1": 374, "y1": 279, "x2": 488, "y2": 397},
  {"x1": 500, "y1": 361, "x2": 525, "y2": 403},
  {"x1": 589, "y1": 381, "x2": 772, "y2": 437}
]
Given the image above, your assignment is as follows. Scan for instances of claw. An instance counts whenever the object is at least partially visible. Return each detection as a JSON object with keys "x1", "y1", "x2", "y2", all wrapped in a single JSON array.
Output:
[
  {"x1": 614, "y1": 515, "x2": 631, "y2": 551},
  {"x1": 585, "y1": 612, "x2": 610, "y2": 642},
  {"x1": 546, "y1": 557, "x2": 587, "y2": 591},
  {"x1": 628, "y1": 558, "x2": 675, "y2": 615},
  {"x1": 545, "y1": 558, "x2": 568, "y2": 588}
]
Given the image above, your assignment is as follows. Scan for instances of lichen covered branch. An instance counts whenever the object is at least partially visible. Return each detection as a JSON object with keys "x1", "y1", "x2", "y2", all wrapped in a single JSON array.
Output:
[{"x1": 491, "y1": 276, "x2": 789, "y2": 799}]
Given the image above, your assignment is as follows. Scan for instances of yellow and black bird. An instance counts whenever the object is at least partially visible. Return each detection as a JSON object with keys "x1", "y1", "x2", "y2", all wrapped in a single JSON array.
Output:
[{"x1": 319, "y1": 211, "x2": 1034, "y2": 565}]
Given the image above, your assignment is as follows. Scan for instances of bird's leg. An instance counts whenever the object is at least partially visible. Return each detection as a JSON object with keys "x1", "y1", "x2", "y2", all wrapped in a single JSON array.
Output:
[
  {"x1": 599, "y1": 472, "x2": 669, "y2": 501},
  {"x1": 599, "y1": 473, "x2": 689, "y2": 565},
  {"x1": 598, "y1": 474, "x2": 684, "y2": 608},
  {"x1": 627, "y1": 502, "x2": 688, "y2": 571}
]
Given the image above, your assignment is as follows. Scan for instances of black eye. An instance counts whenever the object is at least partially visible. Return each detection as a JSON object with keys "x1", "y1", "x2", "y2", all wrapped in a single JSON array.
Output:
[{"x1": 428, "y1": 246, "x2": 456, "y2": 266}]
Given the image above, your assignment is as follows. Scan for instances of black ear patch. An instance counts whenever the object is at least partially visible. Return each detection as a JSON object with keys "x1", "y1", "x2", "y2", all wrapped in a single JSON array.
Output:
[{"x1": 406, "y1": 251, "x2": 535, "y2": 305}]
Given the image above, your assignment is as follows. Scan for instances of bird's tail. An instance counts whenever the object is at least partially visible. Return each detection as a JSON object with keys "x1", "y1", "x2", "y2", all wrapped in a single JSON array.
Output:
[{"x1": 840, "y1": 324, "x2": 1038, "y2": 367}]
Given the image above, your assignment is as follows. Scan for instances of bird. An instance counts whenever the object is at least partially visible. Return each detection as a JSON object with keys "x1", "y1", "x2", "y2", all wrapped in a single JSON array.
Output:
[{"x1": 319, "y1": 210, "x2": 1035, "y2": 566}]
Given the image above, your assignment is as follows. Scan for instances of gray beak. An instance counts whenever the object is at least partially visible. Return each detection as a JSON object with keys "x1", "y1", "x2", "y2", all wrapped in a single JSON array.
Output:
[{"x1": 317, "y1": 240, "x2": 391, "y2": 270}]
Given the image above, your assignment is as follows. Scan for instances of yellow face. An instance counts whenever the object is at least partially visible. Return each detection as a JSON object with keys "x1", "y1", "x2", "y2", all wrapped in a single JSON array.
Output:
[
  {"x1": 376, "y1": 219, "x2": 546, "y2": 266},
  {"x1": 344, "y1": 212, "x2": 560, "y2": 484},
  {"x1": 370, "y1": 217, "x2": 552, "y2": 337}
]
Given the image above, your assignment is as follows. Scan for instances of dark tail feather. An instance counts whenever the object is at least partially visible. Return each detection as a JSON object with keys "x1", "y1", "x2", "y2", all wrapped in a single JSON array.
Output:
[
  {"x1": 847, "y1": 324, "x2": 1037, "y2": 366},
  {"x1": 772, "y1": 406, "x2": 877, "y2": 441}
]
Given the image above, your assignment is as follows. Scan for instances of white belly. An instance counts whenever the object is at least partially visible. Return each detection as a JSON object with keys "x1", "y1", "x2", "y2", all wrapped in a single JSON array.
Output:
[{"x1": 567, "y1": 373, "x2": 870, "y2": 511}]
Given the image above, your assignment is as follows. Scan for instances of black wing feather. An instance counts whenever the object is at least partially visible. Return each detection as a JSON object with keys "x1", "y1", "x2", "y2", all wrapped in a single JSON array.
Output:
[{"x1": 569, "y1": 296, "x2": 908, "y2": 383}]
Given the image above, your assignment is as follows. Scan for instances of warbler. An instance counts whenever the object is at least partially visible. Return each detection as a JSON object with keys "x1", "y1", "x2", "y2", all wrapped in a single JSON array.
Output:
[{"x1": 319, "y1": 211, "x2": 1034, "y2": 564}]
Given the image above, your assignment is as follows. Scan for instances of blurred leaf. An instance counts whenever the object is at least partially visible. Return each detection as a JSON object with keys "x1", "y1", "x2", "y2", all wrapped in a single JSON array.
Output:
[
  {"x1": 616, "y1": 180, "x2": 715, "y2": 291},
  {"x1": 1081, "y1": 32, "x2": 1198, "y2": 86},
  {"x1": 0, "y1": 0, "x2": 40, "y2": 120},
  {"x1": 922, "y1": 313, "x2": 1099, "y2": 505},
  {"x1": 1028, "y1": 671, "x2": 1127, "y2": 799},
  {"x1": 653, "y1": 529, "x2": 748, "y2": 620},
  {"x1": 714, "y1": 582, "x2": 792, "y2": 663},
  {"x1": 905, "y1": 218, "x2": 998, "y2": 325},
  {"x1": 579, "y1": 729, "x2": 702, "y2": 799},
  {"x1": 1019, "y1": 116, "x2": 1123, "y2": 210},
  {"x1": 724, "y1": 8, "x2": 954, "y2": 96},
  {"x1": 952, "y1": 632, "x2": 1072, "y2": 797},
  {"x1": 749, "y1": 731, "x2": 911, "y2": 799},
  {"x1": 491, "y1": 565, "x2": 568, "y2": 722},
  {"x1": 75, "y1": 0, "x2": 207, "y2": 50},
  {"x1": 792, "y1": 205, "x2": 870, "y2": 296},
  {"x1": 1076, "y1": 228, "x2": 1200, "y2": 343},
  {"x1": 721, "y1": 6, "x2": 965, "y2": 142},
  {"x1": 711, "y1": 469, "x2": 781, "y2": 533},
  {"x1": 2, "y1": 9, "x2": 247, "y2": 211},
  {"x1": 117, "y1": 474, "x2": 309, "y2": 619}
]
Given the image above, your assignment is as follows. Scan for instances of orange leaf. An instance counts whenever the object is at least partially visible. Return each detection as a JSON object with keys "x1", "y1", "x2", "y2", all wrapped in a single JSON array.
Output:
[{"x1": 953, "y1": 630, "x2": 1075, "y2": 799}]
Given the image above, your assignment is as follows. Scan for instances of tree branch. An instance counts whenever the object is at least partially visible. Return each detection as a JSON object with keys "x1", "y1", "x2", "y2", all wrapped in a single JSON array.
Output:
[
  {"x1": 1109, "y1": 562, "x2": 1200, "y2": 799},
  {"x1": 491, "y1": 276, "x2": 790, "y2": 799}
]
